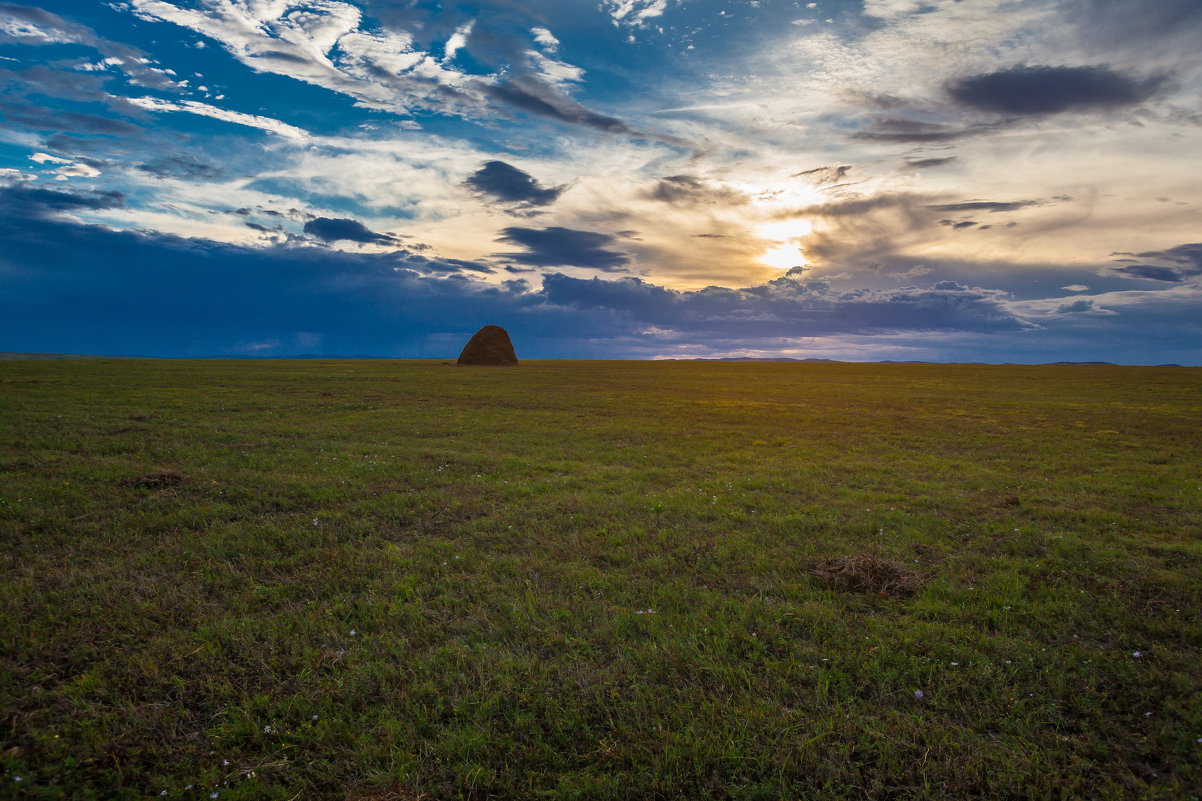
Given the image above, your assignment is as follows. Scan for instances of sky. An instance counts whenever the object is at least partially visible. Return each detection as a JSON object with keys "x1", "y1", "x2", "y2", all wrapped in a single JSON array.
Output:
[{"x1": 1, "y1": 0, "x2": 1200, "y2": 362}]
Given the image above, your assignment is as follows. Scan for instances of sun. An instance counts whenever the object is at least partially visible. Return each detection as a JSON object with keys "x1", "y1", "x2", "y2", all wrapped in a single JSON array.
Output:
[
  {"x1": 760, "y1": 242, "x2": 806, "y2": 270},
  {"x1": 756, "y1": 219, "x2": 813, "y2": 270}
]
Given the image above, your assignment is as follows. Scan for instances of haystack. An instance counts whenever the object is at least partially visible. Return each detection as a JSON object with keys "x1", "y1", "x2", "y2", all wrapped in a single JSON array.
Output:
[{"x1": 457, "y1": 324, "x2": 518, "y2": 365}]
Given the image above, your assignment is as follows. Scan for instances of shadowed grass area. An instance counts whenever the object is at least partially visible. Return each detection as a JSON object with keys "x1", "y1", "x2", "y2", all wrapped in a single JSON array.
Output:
[{"x1": 1, "y1": 359, "x2": 1200, "y2": 800}]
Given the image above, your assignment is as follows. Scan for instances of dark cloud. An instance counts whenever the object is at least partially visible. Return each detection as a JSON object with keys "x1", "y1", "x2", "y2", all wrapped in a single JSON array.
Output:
[
  {"x1": 926, "y1": 200, "x2": 1038, "y2": 213},
  {"x1": 907, "y1": 157, "x2": 956, "y2": 169},
  {"x1": 0, "y1": 99, "x2": 144, "y2": 137},
  {"x1": 1110, "y1": 243, "x2": 1202, "y2": 283},
  {"x1": 793, "y1": 165, "x2": 852, "y2": 185},
  {"x1": 947, "y1": 65, "x2": 1166, "y2": 116},
  {"x1": 136, "y1": 156, "x2": 226, "y2": 181},
  {"x1": 464, "y1": 161, "x2": 564, "y2": 207},
  {"x1": 484, "y1": 78, "x2": 640, "y2": 137},
  {"x1": 0, "y1": 184, "x2": 124, "y2": 215},
  {"x1": 303, "y1": 217, "x2": 397, "y2": 245},
  {"x1": 541, "y1": 269, "x2": 1033, "y2": 338},
  {"x1": 852, "y1": 119, "x2": 996, "y2": 143},
  {"x1": 494, "y1": 226, "x2": 629, "y2": 270},
  {"x1": 940, "y1": 220, "x2": 978, "y2": 230},
  {"x1": 1055, "y1": 299, "x2": 1101, "y2": 314},
  {"x1": 648, "y1": 175, "x2": 748, "y2": 206}
]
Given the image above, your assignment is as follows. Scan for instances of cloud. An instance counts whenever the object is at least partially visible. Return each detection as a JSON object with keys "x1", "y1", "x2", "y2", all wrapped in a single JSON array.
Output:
[
  {"x1": 0, "y1": 183, "x2": 124, "y2": 214},
  {"x1": 494, "y1": 226, "x2": 630, "y2": 270},
  {"x1": 303, "y1": 217, "x2": 396, "y2": 245},
  {"x1": 126, "y1": 96, "x2": 309, "y2": 139},
  {"x1": 2, "y1": 200, "x2": 1198, "y2": 362},
  {"x1": 1110, "y1": 243, "x2": 1202, "y2": 283},
  {"x1": 906, "y1": 157, "x2": 956, "y2": 169},
  {"x1": 647, "y1": 175, "x2": 748, "y2": 206},
  {"x1": 464, "y1": 160, "x2": 565, "y2": 207},
  {"x1": 0, "y1": 3, "x2": 180, "y2": 90},
  {"x1": 851, "y1": 118, "x2": 997, "y2": 143},
  {"x1": 126, "y1": 0, "x2": 648, "y2": 138},
  {"x1": 541, "y1": 268, "x2": 1034, "y2": 338},
  {"x1": 603, "y1": 0, "x2": 668, "y2": 29},
  {"x1": 530, "y1": 26, "x2": 559, "y2": 51},
  {"x1": 135, "y1": 155, "x2": 226, "y2": 181},
  {"x1": 926, "y1": 200, "x2": 1038, "y2": 213},
  {"x1": 1054, "y1": 299, "x2": 1111, "y2": 315},
  {"x1": 793, "y1": 165, "x2": 852, "y2": 185},
  {"x1": 947, "y1": 64, "x2": 1166, "y2": 116},
  {"x1": 483, "y1": 77, "x2": 640, "y2": 136}
]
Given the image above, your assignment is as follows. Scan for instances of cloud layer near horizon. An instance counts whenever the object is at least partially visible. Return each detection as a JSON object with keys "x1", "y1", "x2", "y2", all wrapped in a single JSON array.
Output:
[{"x1": 2, "y1": 183, "x2": 1198, "y2": 363}]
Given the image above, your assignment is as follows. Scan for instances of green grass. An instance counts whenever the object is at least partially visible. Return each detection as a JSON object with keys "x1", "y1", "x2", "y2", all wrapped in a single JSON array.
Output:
[{"x1": 1, "y1": 359, "x2": 1200, "y2": 800}]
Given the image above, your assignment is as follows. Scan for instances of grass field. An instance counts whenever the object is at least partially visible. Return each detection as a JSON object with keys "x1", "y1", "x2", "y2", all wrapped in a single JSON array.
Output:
[{"x1": 1, "y1": 359, "x2": 1200, "y2": 800}]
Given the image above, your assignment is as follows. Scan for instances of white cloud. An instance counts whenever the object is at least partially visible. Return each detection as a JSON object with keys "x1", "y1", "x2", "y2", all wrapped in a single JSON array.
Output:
[
  {"x1": 531, "y1": 26, "x2": 559, "y2": 51},
  {"x1": 126, "y1": 96, "x2": 309, "y2": 139},
  {"x1": 526, "y1": 50, "x2": 585, "y2": 86},
  {"x1": 55, "y1": 163, "x2": 103, "y2": 179},
  {"x1": 443, "y1": 20, "x2": 473, "y2": 62},
  {"x1": 129, "y1": 0, "x2": 484, "y2": 117},
  {"x1": 30, "y1": 152, "x2": 72, "y2": 164},
  {"x1": 603, "y1": 0, "x2": 669, "y2": 29},
  {"x1": 0, "y1": 15, "x2": 70, "y2": 42},
  {"x1": 0, "y1": 168, "x2": 37, "y2": 184}
]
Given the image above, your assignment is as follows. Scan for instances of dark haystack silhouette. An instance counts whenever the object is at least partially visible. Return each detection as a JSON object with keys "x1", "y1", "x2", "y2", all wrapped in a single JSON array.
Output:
[{"x1": 457, "y1": 324, "x2": 518, "y2": 366}]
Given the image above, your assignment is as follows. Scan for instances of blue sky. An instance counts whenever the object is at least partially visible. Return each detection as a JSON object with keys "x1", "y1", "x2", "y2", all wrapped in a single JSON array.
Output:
[{"x1": 1, "y1": 0, "x2": 1200, "y2": 361}]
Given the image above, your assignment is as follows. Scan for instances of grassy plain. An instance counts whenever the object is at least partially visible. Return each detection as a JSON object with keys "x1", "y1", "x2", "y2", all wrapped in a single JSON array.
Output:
[{"x1": 1, "y1": 359, "x2": 1200, "y2": 800}]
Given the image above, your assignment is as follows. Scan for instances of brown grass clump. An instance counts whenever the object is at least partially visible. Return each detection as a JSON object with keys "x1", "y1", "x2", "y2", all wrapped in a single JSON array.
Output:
[
  {"x1": 345, "y1": 787, "x2": 431, "y2": 801},
  {"x1": 134, "y1": 470, "x2": 185, "y2": 489},
  {"x1": 812, "y1": 554, "x2": 923, "y2": 597}
]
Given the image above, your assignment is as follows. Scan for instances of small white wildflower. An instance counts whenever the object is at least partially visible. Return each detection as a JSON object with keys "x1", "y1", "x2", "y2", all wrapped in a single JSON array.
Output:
[
  {"x1": 950, "y1": 662, "x2": 958, "y2": 666},
  {"x1": 210, "y1": 794, "x2": 219, "y2": 799},
  {"x1": 161, "y1": 792, "x2": 168, "y2": 796},
  {"x1": 222, "y1": 760, "x2": 229, "y2": 767},
  {"x1": 311, "y1": 715, "x2": 319, "y2": 721},
  {"x1": 185, "y1": 786, "x2": 193, "y2": 790},
  {"x1": 1132, "y1": 651, "x2": 1142, "y2": 658},
  {"x1": 14, "y1": 776, "x2": 23, "y2": 782},
  {"x1": 263, "y1": 725, "x2": 271, "y2": 733},
  {"x1": 313, "y1": 518, "x2": 319, "y2": 526},
  {"x1": 349, "y1": 630, "x2": 357, "y2": 636},
  {"x1": 913, "y1": 690, "x2": 924, "y2": 699}
]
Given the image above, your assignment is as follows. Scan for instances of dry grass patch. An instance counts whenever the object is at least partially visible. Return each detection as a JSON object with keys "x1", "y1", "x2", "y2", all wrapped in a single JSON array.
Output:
[
  {"x1": 812, "y1": 554, "x2": 924, "y2": 597},
  {"x1": 133, "y1": 470, "x2": 185, "y2": 489},
  {"x1": 346, "y1": 786, "x2": 431, "y2": 801}
]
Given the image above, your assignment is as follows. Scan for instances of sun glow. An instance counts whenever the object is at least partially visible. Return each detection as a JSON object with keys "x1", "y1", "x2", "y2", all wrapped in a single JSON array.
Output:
[
  {"x1": 759, "y1": 242, "x2": 806, "y2": 270},
  {"x1": 756, "y1": 218, "x2": 813, "y2": 270}
]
